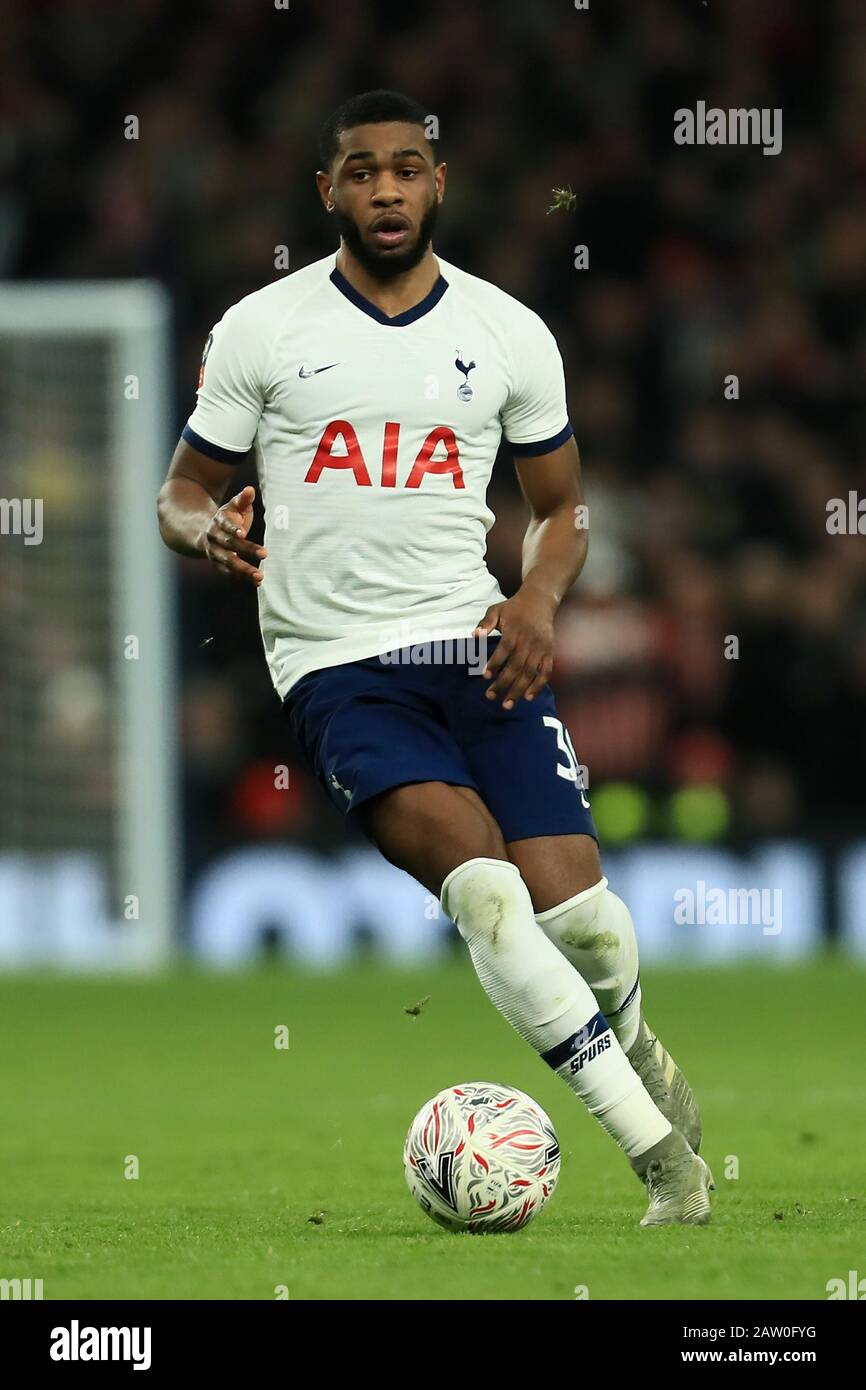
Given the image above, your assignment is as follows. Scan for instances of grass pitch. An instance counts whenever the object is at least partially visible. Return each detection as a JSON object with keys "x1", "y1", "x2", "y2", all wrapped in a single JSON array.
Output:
[{"x1": 0, "y1": 957, "x2": 863, "y2": 1300}]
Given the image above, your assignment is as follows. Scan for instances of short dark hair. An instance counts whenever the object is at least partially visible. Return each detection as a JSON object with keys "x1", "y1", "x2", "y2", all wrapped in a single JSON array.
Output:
[{"x1": 319, "y1": 89, "x2": 437, "y2": 169}]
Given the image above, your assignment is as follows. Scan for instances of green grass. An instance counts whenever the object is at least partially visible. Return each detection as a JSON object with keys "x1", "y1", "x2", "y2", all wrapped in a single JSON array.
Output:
[{"x1": 0, "y1": 958, "x2": 863, "y2": 1300}]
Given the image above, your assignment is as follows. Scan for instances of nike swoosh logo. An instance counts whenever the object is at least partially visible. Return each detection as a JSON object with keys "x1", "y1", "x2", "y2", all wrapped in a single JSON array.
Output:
[{"x1": 298, "y1": 362, "x2": 340, "y2": 378}]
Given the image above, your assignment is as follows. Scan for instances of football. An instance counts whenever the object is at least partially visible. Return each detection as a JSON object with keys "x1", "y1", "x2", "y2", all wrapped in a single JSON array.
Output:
[{"x1": 403, "y1": 1081, "x2": 561, "y2": 1233}]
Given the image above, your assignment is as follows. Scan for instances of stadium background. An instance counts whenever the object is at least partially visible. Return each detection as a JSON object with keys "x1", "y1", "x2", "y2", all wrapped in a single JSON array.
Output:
[
  {"x1": 0, "y1": 0, "x2": 865, "y2": 1303},
  {"x1": 4, "y1": 0, "x2": 865, "y2": 959}
]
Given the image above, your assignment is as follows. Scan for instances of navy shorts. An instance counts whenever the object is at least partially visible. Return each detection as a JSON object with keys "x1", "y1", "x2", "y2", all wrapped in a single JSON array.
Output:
[{"x1": 283, "y1": 638, "x2": 597, "y2": 844}]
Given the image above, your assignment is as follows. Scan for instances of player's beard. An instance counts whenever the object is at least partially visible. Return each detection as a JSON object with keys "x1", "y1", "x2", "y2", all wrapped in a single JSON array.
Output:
[{"x1": 334, "y1": 197, "x2": 440, "y2": 282}]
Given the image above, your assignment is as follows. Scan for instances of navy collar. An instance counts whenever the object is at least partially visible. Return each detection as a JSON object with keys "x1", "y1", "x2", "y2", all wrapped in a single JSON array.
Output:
[{"x1": 329, "y1": 264, "x2": 449, "y2": 326}]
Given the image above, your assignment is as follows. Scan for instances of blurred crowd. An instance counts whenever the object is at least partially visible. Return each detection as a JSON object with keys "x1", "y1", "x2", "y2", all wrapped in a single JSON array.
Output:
[{"x1": 3, "y1": 0, "x2": 865, "y2": 874}]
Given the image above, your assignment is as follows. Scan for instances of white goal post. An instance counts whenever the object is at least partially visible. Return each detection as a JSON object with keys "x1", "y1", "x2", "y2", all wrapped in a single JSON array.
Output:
[{"x1": 0, "y1": 282, "x2": 179, "y2": 969}]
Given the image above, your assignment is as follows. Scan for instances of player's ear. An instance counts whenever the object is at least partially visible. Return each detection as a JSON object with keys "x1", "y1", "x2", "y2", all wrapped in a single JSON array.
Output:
[{"x1": 315, "y1": 169, "x2": 334, "y2": 209}]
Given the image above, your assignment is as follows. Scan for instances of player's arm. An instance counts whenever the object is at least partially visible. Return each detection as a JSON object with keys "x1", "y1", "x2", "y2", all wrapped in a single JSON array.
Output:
[
  {"x1": 157, "y1": 440, "x2": 267, "y2": 585},
  {"x1": 475, "y1": 435, "x2": 585, "y2": 708},
  {"x1": 516, "y1": 432, "x2": 587, "y2": 608},
  {"x1": 158, "y1": 302, "x2": 269, "y2": 583},
  {"x1": 477, "y1": 306, "x2": 583, "y2": 709}
]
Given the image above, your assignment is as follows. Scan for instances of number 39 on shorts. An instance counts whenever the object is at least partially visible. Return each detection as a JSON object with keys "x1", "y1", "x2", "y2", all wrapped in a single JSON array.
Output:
[{"x1": 543, "y1": 715, "x2": 590, "y2": 807}]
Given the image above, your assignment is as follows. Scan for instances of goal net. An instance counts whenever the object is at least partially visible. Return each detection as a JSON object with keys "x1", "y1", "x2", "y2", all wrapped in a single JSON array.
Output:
[{"x1": 0, "y1": 282, "x2": 178, "y2": 968}]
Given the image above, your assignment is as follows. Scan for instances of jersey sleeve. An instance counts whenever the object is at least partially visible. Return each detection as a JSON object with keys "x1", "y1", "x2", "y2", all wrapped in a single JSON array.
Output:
[
  {"x1": 182, "y1": 303, "x2": 268, "y2": 462},
  {"x1": 500, "y1": 310, "x2": 574, "y2": 457}
]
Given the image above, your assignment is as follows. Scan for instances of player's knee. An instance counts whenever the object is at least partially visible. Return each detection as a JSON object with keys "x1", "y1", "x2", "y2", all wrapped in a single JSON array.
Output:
[
  {"x1": 440, "y1": 857, "x2": 527, "y2": 947},
  {"x1": 536, "y1": 879, "x2": 637, "y2": 963},
  {"x1": 546, "y1": 877, "x2": 607, "y2": 948}
]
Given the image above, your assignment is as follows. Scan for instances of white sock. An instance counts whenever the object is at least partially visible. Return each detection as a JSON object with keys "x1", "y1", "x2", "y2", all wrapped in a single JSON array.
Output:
[
  {"x1": 441, "y1": 858, "x2": 670, "y2": 1159},
  {"x1": 535, "y1": 877, "x2": 643, "y2": 1051}
]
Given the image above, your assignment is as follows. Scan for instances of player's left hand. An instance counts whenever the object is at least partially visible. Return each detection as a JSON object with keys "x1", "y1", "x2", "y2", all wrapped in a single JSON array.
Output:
[{"x1": 473, "y1": 587, "x2": 557, "y2": 709}]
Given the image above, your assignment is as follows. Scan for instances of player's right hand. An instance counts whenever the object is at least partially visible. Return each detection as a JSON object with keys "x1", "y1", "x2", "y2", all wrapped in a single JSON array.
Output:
[{"x1": 201, "y1": 485, "x2": 268, "y2": 585}]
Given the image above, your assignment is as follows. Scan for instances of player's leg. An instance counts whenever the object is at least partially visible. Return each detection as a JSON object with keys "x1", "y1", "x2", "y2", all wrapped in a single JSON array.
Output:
[
  {"x1": 359, "y1": 780, "x2": 505, "y2": 896},
  {"x1": 287, "y1": 652, "x2": 711, "y2": 1221},
  {"x1": 507, "y1": 833, "x2": 641, "y2": 1047},
  {"x1": 360, "y1": 780, "x2": 696, "y2": 1197},
  {"x1": 453, "y1": 661, "x2": 648, "y2": 1054},
  {"x1": 453, "y1": 656, "x2": 712, "y2": 1220},
  {"x1": 508, "y1": 832, "x2": 702, "y2": 1154}
]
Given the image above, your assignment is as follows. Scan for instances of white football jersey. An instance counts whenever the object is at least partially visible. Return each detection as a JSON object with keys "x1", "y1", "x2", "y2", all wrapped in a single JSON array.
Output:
[{"x1": 184, "y1": 251, "x2": 573, "y2": 698}]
